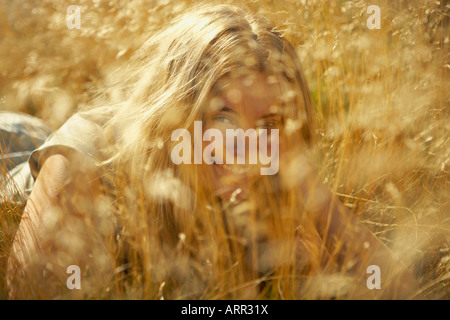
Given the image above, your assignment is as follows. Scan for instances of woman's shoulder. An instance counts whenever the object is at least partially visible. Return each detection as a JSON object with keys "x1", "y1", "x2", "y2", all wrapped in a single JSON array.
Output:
[{"x1": 28, "y1": 105, "x2": 119, "y2": 181}]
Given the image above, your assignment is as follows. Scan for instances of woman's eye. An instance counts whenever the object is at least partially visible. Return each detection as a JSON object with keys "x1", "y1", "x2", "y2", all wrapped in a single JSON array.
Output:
[
  {"x1": 213, "y1": 114, "x2": 234, "y2": 125},
  {"x1": 257, "y1": 120, "x2": 279, "y2": 129}
]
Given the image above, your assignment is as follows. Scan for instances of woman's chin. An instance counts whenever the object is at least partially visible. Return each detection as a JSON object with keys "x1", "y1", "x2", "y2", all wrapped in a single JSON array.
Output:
[{"x1": 211, "y1": 163, "x2": 250, "y2": 201}]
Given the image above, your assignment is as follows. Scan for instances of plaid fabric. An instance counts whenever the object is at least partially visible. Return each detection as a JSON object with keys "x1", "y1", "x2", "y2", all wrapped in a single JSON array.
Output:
[
  {"x1": 0, "y1": 111, "x2": 52, "y2": 171},
  {"x1": 0, "y1": 112, "x2": 52, "y2": 203}
]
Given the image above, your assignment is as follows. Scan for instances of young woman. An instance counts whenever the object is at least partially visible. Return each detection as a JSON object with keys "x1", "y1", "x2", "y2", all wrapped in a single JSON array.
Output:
[{"x1": 5, "y1": 5, "x2": 418, "y2": 299}]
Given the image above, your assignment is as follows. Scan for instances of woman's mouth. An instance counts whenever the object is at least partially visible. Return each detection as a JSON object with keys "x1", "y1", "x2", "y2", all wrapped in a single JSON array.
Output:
[{"x1": 215, "y1": 163, "x2": 249, "y2": 174}]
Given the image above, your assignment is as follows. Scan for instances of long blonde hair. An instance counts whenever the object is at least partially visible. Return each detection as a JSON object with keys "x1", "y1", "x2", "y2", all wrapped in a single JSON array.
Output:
[{"x1": 102, "y1": 4, "x2": 316, "y2": 299}]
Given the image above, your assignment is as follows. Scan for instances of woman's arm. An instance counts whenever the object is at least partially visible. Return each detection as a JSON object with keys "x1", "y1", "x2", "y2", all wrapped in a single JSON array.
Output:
[
  {"x1": 7, "y1": 151, "x2": 115, "y2": 299},
  {"x1": 294, "y1": 156, "x2": 420, "y2": 299}
]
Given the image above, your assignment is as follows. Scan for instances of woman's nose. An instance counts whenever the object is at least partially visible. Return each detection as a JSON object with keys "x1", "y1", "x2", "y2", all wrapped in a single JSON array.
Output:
[{"x1": 225, "y1": 128, "x2": 259, "y2": 164}]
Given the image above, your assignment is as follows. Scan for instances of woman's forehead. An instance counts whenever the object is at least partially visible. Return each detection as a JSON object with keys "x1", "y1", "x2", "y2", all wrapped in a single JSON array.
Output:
[{"x1": 210, "y1": 73, "x2": 285, "y2": 117}]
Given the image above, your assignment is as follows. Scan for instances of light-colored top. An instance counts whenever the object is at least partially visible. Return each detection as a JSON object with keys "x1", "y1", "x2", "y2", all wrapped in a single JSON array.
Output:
[
  {"x1": 28, "y1": 105, "x2": 117, "y2": 181},
  {"x1": 1, "y1": 106, "x2": 118, "y2": 204}
]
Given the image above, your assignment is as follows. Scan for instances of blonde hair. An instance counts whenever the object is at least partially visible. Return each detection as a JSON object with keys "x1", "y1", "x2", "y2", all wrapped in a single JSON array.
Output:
[{"x1": 102, "y1": 4, "x2": 316, "y2": 298}]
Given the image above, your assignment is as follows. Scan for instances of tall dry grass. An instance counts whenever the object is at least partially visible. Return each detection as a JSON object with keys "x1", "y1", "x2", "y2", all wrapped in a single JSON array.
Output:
[{"x1": 0, "y1": 0, "x2": 448, "y2": 299}]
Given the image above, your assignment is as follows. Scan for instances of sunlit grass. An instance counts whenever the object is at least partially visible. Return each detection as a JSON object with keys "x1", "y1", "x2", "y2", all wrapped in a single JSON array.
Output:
[{"x1": 0, "y1": 0, "x2": 448, "y2": 299}]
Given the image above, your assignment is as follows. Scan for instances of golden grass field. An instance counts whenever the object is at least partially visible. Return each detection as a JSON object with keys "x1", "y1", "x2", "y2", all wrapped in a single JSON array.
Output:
[{"x1": 0, "y1": 0, "x2": 449, "y2": 299}]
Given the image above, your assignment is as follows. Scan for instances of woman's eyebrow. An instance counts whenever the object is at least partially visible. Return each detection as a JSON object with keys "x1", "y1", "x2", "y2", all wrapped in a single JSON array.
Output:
[
  {"x1": 259, "y1": 113, "x2": 283, "y2": 119},
  {"x1": 217, "y1": 106, "x2": 237, "y2": 114}
]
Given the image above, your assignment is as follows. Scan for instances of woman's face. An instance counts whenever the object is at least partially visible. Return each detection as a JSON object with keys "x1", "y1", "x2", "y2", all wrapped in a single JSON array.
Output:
[{"x1": 202, "y1": 73, "x2": 283, "y2": 200}]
